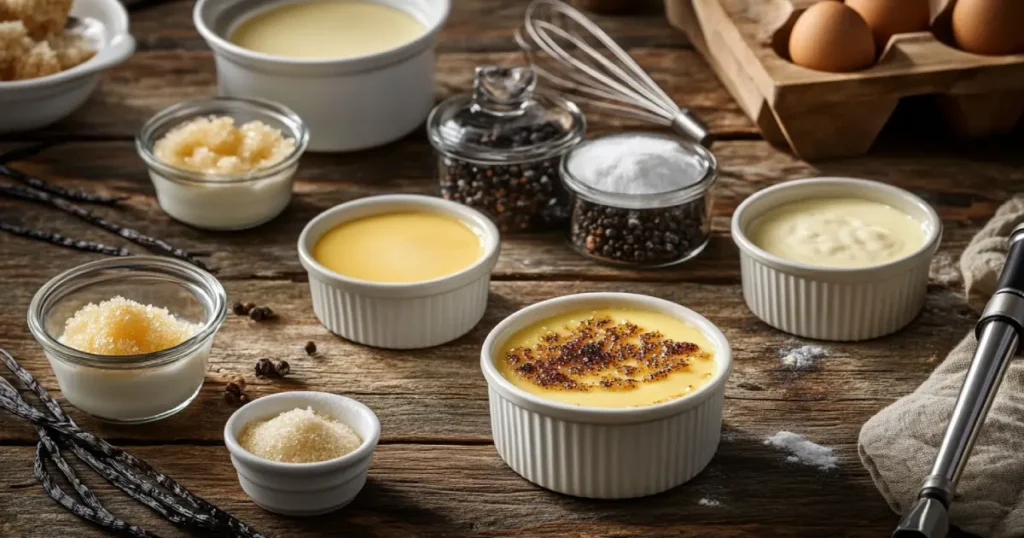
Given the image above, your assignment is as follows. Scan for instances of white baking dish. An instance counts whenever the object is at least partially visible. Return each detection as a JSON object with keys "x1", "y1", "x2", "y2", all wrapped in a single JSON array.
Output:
[
  {"x1": 223, "y1": 391, "x2": 380, "y2": 516},
  {"x1": 480, "y1": 292, "x2": 732, "y2": 499},
  {"x1": 194, "y1": 0, "x2": 450, "y2": 152},
  {"x1": 297, "y1": 194, "x2": 500, "y2": 349},
  {"x1": 0, "y1": 0, "x2": 135, "y2": 133},
  {"x1": 731, "y1": 177, "x2": 942, "y2": 341}
]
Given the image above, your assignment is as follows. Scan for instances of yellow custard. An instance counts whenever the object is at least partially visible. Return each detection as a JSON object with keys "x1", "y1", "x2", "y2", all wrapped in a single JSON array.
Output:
[
  {"x1": 748, "y1": 198, "x2": 926, "y2": 269},
  {"x1": 313, "y1": 212, "x2": 483, "y2": 283},
  {"x1": 496, "y1": 309, "x2": 717, "y2": 408},
  {"x1": 229, "y1": 1, "x2": 426, "y2": 60}
]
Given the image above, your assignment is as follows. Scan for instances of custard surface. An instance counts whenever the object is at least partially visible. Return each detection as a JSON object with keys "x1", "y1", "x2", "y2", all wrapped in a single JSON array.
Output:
[
  {"x1": 496, "y1": 308, "x2": 716, "y2": 408},
  {"x1": 230, "y1": 1, "x2": 426, "y2": 59},
  {"x1": 313, "y1": 212, "x2": 483, "y2": 283},
  {"x1": 748, "y1": 198, "x2": 925, "y2": 268}
]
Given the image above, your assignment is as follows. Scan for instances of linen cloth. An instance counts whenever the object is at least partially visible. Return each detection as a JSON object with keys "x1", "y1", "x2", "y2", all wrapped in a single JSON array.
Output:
[{"x1": 858, "y1": 197, "x2": 1024, "y2": 538}]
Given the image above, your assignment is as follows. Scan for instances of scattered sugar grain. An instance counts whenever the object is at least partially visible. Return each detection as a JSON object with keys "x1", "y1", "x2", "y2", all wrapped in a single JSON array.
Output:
[
  {"x1": 238, "y1": 407, "x2": 361, "y2": 463},
  {"x1": 59, "y1": 296, "x2": 200, "y2": 356},
  {"x1": 698, "y1": 497, "x2": 721, "y2": 507},
  {"x1": 764, "y1": 431, "x2": 838, "y2": 471},
  {"x1": 929, "y1": 251, "x2": 961, "y2": 287},
  {"x1": 780, "y1": 345, "x2": 827, "y2": 369}
]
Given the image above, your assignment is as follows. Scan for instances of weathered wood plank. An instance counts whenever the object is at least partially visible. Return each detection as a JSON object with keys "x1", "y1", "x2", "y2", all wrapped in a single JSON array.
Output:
[
  {"x1": 0, "y1": 442, "x2": 973, "y2": 538},
  {"x1": 0, "y1": 279, "x2": 977, "y2": 444},
  {"x1": 0, "y1": 139, "x2": 1015, "y2": 282}
]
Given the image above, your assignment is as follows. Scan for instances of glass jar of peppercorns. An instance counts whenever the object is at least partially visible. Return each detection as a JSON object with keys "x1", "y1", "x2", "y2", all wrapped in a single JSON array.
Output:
[
  {"x1": 427, "y1": 65, "x2": 586, "y2": 233},
  {"x1": 560, "y1": 132, "x2": 717, "y2": 267}
]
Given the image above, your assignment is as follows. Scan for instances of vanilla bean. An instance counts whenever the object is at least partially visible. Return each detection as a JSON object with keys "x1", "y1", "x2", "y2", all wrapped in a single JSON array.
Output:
[
  {"x1": 0, "y1": 221, "x2": 132, "y2": 257},
  {"x1": 0, "y1": 185, "x2": 206, "y2": 269},
  {"x1": 0, "y1": 163, "x2": 128, "y2": 205},
  {"x1": 0, "y1": 349, "x2": 266, "y2": 538}
]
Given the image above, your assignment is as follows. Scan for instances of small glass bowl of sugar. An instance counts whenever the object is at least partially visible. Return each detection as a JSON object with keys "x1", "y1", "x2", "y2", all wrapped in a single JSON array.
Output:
[{"x1": 560, "y1": 132, "x2": 718, "y2": 267}]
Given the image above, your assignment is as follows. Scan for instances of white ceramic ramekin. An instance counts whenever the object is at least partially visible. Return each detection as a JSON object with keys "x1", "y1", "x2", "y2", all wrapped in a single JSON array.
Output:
[
  {"x1": 731, "y1": 177, "x2": 942, "y2": 341},
  {"x1": 224, "y1": 391, "x2": 380, "y2": 516},
  {"x1": 194, "y1": 0, "x2": 450, "y2": 152},
  {"x1": 0, "y1": 0, "x2": 135, "y2": 133},
  {"x1": 297, "y1": 194, "x2": 501, "y2": 349},
  {"x1": 481, "y1": 292, "x2": 732, "y2": 499}
]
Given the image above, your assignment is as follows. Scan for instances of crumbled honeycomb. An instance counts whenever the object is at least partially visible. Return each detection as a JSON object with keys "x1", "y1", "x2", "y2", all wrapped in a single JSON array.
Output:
[
  {"x1": 0, "y1": 1, "x2": 95, "y2": 82},
  {"x1": 153, "y1": 116, "x2": 297, "y2": 175},
  {"x1": 238, "y1": 407, "x2": 362, "y2": 463},
  {"x1": 59, "y1": 296, "x2": 200, "y2": 356}
]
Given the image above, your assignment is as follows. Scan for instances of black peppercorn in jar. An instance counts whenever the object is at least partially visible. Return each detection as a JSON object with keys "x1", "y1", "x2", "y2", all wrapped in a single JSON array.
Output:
[
  {"x1": 561, "y1": 132, "x2": 717, "y2": 267},
  {"x1": 427, "y1": 66, "x2": 585, "y2": 233}
]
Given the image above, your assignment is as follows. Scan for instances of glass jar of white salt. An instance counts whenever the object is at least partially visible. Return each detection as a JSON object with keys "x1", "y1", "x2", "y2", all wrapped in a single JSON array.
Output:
[{"x1": 560, "y1": 132, "x2": 717, "y2": 267}]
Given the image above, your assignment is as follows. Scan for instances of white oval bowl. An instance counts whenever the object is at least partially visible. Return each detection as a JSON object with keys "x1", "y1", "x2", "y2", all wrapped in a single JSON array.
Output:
[
  {"x1": 194, "y1": 0, "x2": 450, "y2": 152},
  {"x1": 731, "y1": 177, "x2": 942, "y2": 341},
  {"x1": 297, "y1": 194, "x2": 501, "y2": 349},
  {"x1": 481, "y1": 292, "x2": 732, "y2": 499},
  {"x1": 0, "y1": 0, "x2": 136, "y2": 133},
  {"x1": 224, "y1": 391, "x2": 381, "y2": 516}
]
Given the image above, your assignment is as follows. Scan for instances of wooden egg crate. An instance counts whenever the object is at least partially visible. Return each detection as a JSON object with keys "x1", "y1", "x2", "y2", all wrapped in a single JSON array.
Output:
[{"x1": 665, "y1": 0, "x2": 1024, "y2": 160}]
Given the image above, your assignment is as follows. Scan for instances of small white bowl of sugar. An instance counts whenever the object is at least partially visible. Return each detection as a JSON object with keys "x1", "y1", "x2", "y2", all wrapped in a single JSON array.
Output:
[{"x1": 223, "y1": 391, "x2": 380, "y2": 516}]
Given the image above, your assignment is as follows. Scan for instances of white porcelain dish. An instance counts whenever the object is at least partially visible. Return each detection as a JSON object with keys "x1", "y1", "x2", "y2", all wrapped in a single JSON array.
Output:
[
  {"x1": 194, "y1": 0, "x2": 450, "y2": 152},
  {"x1": 297, "y1": 194, "x2": 501, "y2": 349},
  {"x1": 480, "y1": 292, "x2": 732, "y2": 499},
  {"x1": 732, "y1": 177, "x2": 942, "y2": 341},
  {"x1": 223, "y1": 391, "x2": 380, "y2": 516},
  {"x1": 135, "y1": 97, "x2": 309, "y2": 231},
  {"x1": 0, "y1": 0, "x2": 136, "y2": 133}
]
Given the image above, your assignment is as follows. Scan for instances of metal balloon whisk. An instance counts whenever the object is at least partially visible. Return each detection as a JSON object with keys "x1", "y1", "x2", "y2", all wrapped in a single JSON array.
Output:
[{"x1": 516, "y1": 0, "x2": 711, "y2": 145}]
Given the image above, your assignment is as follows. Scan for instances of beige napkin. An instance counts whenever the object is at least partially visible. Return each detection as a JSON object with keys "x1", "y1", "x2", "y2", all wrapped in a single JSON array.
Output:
[{"x1": 858, "y1": 196, "x2": 1024, "y2": 538}]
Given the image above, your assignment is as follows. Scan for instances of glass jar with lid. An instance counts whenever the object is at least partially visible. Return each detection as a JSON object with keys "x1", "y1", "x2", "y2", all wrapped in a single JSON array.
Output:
[{"x1": 427, "y1": 66, "x2": 586, "y2": 233}]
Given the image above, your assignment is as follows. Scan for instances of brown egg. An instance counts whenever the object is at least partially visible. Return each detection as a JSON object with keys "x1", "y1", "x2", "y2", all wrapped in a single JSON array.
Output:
[
  {"x1": 952, "y1": 0, "x2": 1024, "y2": 55},
  {"x1": 788, "y1": 1, "x2": 876, "y2": 72},
  {"x1": 846, "y1": 0, "x2": 931, "y2": 51}
]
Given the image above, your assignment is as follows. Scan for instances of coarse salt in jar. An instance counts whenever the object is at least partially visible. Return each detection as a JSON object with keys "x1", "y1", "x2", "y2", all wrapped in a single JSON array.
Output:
[
  {"x1": 427, "y1": 65, "x2": 585, "y2": 233},
  {"x1": 27, "y1": 256, "x2": 227, "y2": 424},
  {"x1": 561, "y1": 132, "x2": 717, "y2": 267}
]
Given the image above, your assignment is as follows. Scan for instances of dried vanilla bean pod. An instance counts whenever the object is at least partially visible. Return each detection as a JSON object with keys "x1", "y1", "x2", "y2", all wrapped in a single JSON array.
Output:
[
  {"x1": 35, "y1": 442, "x2": 158, "y2": 538},
  {"x1": 36, "y1": 429, "x2": 109, "y2": 515},
  {"x1": 1, "y1": 221, "x2": 132, "y2": 257},
  {"x1": 0, "y1": 185, "x2": 206, "y2": 269},
  {"x1": 0, "y1": 163, "x2": 128, "y2": 205},
  {"x1": 0, "y1": 350, "x2": 266, "y2": 538}
]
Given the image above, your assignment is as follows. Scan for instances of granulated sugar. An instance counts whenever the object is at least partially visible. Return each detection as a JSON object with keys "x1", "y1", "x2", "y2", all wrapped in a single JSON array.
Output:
[
  {"x1": 566, "y1": 134, "x2": 707, "y2": 195},
  {"x1": 780, "y1": 345, "x2": 827, "y2": 369},
  {"x1": 698, "y1": 497, "x2": 721, "y2": 507},
  {"x1": 929, "y1": 251, "x2": 962, "y2": 287},
  {"x1": 238, "y1": 407, "x2": 362, "y2": 463},
  {"x1": 764, "y1": 431, "x2": 838, "y2": 470}
]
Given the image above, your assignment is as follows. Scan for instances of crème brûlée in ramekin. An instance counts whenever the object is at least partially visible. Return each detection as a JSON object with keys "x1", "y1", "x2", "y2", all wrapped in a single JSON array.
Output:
[{"x1": 496, "y1": 308, "x2": 716, "y2": 408}]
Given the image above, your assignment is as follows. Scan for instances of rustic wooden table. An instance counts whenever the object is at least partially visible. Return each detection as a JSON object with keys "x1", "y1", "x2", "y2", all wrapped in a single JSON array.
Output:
[{"x1": 1, "y1": 1, "x2": 1019, "y2": 536}]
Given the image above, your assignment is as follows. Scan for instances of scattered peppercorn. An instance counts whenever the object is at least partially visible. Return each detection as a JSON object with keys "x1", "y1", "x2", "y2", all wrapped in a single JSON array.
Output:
[
  {"x1": 254, "y1": 358, "x2": 290, "y2": 378},
  {"x1": 304, "y1": 341, "x2": 317, "y2": 355},
  {"x1": 224, "y1": 380, "x2": 250, "y2": 406},
  {"x1": 231, "y1": 301, "x2": 246, "y2": 316},
  {"x1": 249, "y1": 306, "x2": 274, "y2": 321}
]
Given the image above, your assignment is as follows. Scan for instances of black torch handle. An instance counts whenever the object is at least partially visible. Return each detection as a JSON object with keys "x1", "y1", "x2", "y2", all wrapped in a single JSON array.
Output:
[{"x1": 994, "y1": 225, "x2": 1024, "y2": 299}]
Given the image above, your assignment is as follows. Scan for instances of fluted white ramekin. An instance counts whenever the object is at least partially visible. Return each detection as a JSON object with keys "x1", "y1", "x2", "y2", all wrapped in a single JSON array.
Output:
[
  {"x1": 298, "y1": 195, "x2": 500, "y2": 349},
  {"x1": 481, "y1": 292, "x2": 732, "y2": 499},
  {"x1": 732, "y1": 177, "x2": 942, "y2": 341}
]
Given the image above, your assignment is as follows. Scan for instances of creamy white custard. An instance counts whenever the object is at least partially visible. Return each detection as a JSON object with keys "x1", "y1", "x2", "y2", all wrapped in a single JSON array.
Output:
[
  {"x1": 748, "y1": 197, "x2": 926, "y2": 268},
  {"x1": 230, "y1": 1, "x2": 426, "y2": 59}
]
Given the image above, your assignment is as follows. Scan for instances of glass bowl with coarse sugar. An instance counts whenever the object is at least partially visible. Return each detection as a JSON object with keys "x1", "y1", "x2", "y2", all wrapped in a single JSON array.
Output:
[
  {"x1": 136, "y1": 97, "x2": 309, "y2": 231},
  {"x1": 560, "y1": 132, "x2": 718, "y2": 268},
  {"x1": 27, "y1": 256, "x2": 227, "y2": 424}
]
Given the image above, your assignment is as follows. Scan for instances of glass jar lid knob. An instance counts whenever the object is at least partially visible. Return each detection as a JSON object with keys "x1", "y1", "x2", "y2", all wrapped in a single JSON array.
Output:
[{"x1": 472, "y1": 66, "x2": 537, "y2": 113}]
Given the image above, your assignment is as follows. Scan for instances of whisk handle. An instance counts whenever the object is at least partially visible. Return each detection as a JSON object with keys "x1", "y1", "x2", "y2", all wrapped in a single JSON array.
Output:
[{"x1": 671, "y1": 109, "x2": 712, "y2": 147}]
